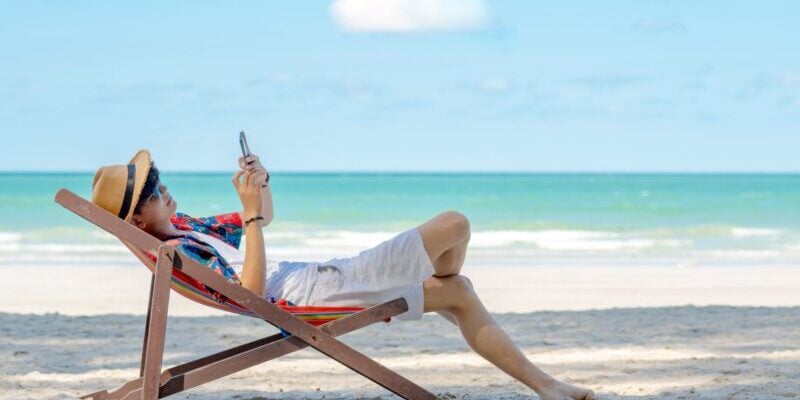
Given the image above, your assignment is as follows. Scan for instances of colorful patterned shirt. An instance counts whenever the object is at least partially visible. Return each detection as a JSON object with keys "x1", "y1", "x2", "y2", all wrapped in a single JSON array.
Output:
[{"x1": 165, "y1": 211, "x2": 244, "y2": 285}]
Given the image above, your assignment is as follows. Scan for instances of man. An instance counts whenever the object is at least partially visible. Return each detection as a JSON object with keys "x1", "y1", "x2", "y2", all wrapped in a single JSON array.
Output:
[{"x1": 91, "y1": 149, "x2": 594, "y2": 400}]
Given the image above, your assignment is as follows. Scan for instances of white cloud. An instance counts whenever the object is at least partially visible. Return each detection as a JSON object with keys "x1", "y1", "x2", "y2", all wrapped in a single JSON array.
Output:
[{"x1": 331, "y1": 0, "x2": 487, "y2": 33}]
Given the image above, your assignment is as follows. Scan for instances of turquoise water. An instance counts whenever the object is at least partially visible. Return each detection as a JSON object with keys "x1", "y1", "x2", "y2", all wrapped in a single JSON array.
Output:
[{"x1": 1, "y1": 173, "x2": 799, "y2": 267}]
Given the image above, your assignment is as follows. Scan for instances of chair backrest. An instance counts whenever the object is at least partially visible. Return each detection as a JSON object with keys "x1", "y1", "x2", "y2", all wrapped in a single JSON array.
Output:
[
  {"x1": 55, "y1": 189, "x2": 364, "y2": 326},
  {"x1": 125, "y1": 241, "x2": 259, "y2": 316}
]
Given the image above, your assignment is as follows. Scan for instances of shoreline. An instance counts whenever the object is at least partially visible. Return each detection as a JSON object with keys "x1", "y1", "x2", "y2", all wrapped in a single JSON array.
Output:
[{"x1": 3, "y1": 265, "x2": 798, "y2": 316}]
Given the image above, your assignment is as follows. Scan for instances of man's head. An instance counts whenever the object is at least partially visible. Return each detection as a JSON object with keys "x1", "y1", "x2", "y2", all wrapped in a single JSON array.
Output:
[
  {"x1": 129, "y1": 163, "x2": 177, "y2": 232},
  {"x1": 91, "y1": 149, "x2": 177, "y2": 235}
]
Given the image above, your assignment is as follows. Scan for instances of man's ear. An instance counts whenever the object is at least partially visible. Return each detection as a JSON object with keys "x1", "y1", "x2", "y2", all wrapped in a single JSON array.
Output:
[{"x1": 130, "y1": 214, "x2": 146, "y2": 230}]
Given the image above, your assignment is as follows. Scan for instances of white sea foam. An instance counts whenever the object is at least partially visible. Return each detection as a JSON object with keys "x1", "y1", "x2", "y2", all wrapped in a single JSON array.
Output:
[
  {"x1": 730, "y1": 228, "x2": 784, "y2": 237},
  {"x1": 469, "y1": 230, "x2": 687, "y2": 251},
  {"x1": 707, "y1": 250, "x2": 782, "y2": 259},
  {"x1": 24, "y1": 244, "x2": 129, "y2": 253},
  {"x1": 281, "y1": 229, "x2": 680, "y2": 252},
  {"x1": 265, "y1": 231, "x2": 307, "y2": 239},
  {"x1": 0, "y1": 243, "x2": 21, "y2": 252},
  {"x1": 0, "y1": 238, "x2": 133, "y2": 265},
  {"x1": 2, "y1": 227, "x2": 796, "y2": 267},
  {"x1": 0, "y1": 232, "x2": 22, "y2": 243},
  {"x1": 469, "y1": 230, "x2": 613, "y2": 248},
  {"x1": 300, "y1": 230, "x2": 398, "y2": 248},
  {"x1": 90, "y1": 231, "x2": 118, "y2": 241},
  {"x1": 1, "y1": 254, "x2": 136, "y2": 264},
  {"x1": 0, "y1": 242, "x2": 127, "y2": 255},
  {"x1": 266, "y1": 247, "x2": 364, "y2": 260}
]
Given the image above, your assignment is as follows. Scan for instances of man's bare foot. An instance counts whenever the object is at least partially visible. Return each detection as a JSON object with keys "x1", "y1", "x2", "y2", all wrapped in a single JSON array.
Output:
[{"x1": 535, "y1": 379, "x2": 595, "y2": 400}]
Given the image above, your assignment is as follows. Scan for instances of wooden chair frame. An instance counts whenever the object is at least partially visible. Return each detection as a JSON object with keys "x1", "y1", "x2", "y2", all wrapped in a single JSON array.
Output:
[{"x1": 55, "y1": 189, "x2": 436, "y2": 400}]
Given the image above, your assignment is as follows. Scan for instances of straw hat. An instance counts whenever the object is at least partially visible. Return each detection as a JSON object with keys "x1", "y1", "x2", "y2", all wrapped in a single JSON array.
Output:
[{"x1": 91, "y1": 149, "x2": 152, "y2": 221}]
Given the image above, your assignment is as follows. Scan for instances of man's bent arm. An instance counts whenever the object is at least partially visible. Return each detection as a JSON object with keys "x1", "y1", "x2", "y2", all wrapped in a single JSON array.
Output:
[
  {"x1": 258, "y1": 183, "x2": 274, "y2": 228},
  {"x1": 240, "y1": 218, "x2": 267, "y2": 296}
]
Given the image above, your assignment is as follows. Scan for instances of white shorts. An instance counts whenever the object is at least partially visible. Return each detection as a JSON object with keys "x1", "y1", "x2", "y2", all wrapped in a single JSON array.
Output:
[{"x1": 305, "y1": 227, "x2": 436, "y2": 321}]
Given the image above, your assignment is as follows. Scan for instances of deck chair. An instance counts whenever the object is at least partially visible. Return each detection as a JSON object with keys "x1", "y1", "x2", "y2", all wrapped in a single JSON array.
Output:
[{"x1": 55, "y1": 189, "x2": 437, "y2": 400}]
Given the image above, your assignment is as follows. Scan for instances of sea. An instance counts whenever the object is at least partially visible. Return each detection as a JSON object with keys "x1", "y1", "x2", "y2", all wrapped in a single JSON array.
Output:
[{"x1": 1, "y1": 173, "x2": 799, "y2": 269}]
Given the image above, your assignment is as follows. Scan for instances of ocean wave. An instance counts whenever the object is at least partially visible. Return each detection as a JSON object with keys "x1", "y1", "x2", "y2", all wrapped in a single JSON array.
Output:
[
  {"x1": 705, "y1": 249, "x2": 782, "y2": 259},
  {"x1": 24, "y1": 244, "x2": 129, "y2": 253},
  {"x1": 730, "y1": 228, "x2": 784, "y2": 237},
  {"x1": 0, "y1": 255, "x2": 137, "y2": 264},
  {"x1": 265, "y1": 231, "x2": 307, "y2": 239},
  {"x1": 0, "y1": 232, "x2": 23, "y2": 242},
  {"x1": 90, "y1": 231, "x2": 118, "y2": 241},
  {"x1": 0, "y1": 229, "x2": 117, "y2": 244},
  {"x1": 307, "y1": 226, "x2": 775, "y2": 251},
  {"x1": 0, "y1": 240, "x2": 133, "y2": 265},
  {"x1": 469, "y1": 230, "x2": 688, "y2": 251},
  {"x1": 0, "y1": 243, "x2": 21, "y2": 252},
  {"x1": 263, "y1": 229, "x2": 690, "y2": 252},
  {"x1": 2, "y1": 227, "x2": 797, "y2": 267},
  {"x1": 0, "y1": 241, "x2": 127, "y2": 254},
  {"x1": 300, "y1": 230, "x2": 398, "y2": 248}
]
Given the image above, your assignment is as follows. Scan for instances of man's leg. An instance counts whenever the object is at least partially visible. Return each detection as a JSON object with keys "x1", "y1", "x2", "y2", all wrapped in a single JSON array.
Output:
[
  {"x1": 417, "y1": 211, "x2": 471, "y2": 277},
  {"x1": 422, "y1": 275, "x2": 595, "y2": 400}
]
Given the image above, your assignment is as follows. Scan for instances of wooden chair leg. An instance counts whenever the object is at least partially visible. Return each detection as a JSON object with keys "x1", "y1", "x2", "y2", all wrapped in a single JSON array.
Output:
[
  {"x1": 140, "y1": 275, "x2": 155, "y2": 377},
  {"x1": 140, "y1": 246, "x2": 174, "y2": 400}
]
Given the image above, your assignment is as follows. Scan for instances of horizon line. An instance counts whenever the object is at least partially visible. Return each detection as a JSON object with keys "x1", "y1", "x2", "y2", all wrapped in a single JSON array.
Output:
[{"x1": 1, "y1": 170, "x2": 799, "y2": 175}]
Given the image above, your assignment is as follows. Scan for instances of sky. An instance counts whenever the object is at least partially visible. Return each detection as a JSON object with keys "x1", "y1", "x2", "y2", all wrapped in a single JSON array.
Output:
[{"x1": 1, "y1": 0, "x2": 799, "y2": 172}]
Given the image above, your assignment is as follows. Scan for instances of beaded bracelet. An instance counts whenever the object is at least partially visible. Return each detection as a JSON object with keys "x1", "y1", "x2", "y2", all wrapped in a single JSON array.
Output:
[{"x1": 244, "y1": 216, "x2": 264, "y2": 226}]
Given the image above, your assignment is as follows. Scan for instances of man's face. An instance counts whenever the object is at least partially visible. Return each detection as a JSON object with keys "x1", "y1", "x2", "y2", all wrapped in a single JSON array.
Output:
[{"x1": 134, "y1": 180, "x2": 178, "y2": 230}]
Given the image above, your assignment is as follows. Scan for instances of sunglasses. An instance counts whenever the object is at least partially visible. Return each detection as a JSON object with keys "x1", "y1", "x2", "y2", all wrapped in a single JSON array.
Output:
[{"x1": 144, "y1": 181, "x2": 164, "y2": 203}]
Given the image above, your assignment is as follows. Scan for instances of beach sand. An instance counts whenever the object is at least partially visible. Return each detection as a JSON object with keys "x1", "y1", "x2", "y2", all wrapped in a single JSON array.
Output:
[{"x1": 2, "y1": 265, "x2": 799, "y2": 399}]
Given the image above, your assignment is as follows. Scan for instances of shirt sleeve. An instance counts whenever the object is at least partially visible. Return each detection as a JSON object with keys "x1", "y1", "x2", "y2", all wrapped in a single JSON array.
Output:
[{"x1": 174, "y1": 212, "x2": 243, "y2": 249}]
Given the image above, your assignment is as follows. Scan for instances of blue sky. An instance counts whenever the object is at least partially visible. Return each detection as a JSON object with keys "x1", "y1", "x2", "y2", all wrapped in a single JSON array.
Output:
[{"x1": 2, "y1": 1, "x2": 798, "y2": 172}]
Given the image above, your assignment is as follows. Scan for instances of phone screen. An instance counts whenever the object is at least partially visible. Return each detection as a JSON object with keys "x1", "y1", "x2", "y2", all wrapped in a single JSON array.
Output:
[{"x1": 239, "y1": 131, "x2": 251, "y2": 158}]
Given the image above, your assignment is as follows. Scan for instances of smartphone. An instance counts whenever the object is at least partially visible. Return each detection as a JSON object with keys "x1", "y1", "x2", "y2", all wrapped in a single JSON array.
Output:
[{"x1": 239, "y1": 130, "x2": 252, "y2": 161}]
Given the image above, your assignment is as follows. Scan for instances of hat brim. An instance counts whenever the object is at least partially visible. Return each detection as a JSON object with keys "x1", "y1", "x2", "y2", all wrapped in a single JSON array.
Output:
[{"x1": 124, "y1": 149, "x2": 152, "y2": 222}]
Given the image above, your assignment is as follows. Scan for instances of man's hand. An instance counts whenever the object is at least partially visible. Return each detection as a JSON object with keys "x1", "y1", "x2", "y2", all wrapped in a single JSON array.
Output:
[
  {"x1": 238, "y1": 154, "x2": 269, "y2": 188},
  {"x1": 237, "y1": 153, "x2": 273, "y2": 229},
  {"x1": 232, "y1": 168, "x2": 263, "y2": 219}
]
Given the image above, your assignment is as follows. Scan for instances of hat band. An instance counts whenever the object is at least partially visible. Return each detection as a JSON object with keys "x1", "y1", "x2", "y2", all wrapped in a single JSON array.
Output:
[{"x1": 118, "y1": 164, "x2": 135, "y2": 219}]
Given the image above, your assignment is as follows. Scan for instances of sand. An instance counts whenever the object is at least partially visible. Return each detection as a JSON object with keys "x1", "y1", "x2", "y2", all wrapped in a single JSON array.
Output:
[{"x1": 1, "y1": 265, "x2": 799, "y2": 399}]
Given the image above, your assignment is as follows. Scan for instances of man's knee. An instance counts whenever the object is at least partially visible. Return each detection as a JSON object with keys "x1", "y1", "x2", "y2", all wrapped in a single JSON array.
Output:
[
  {"x1": 423, "y1": 275, "x2": 477, "y2": 314},
  {"x1": 452, "y1": 274, "x2": 473, "y2": 291},
  {"x1": 439, "y1": 210, "x2": 471, "y2": 240},
  {"x1": 441, "y1": 275, "x2": 476, "y2": 312}
]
